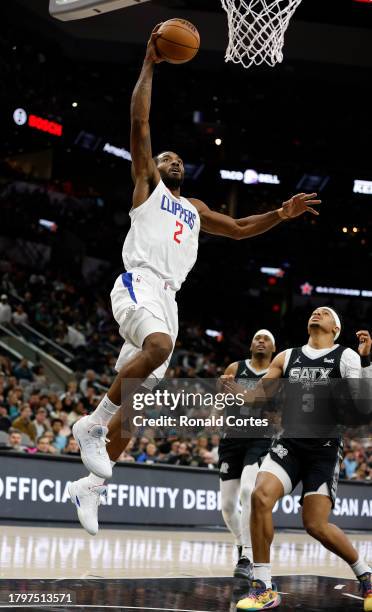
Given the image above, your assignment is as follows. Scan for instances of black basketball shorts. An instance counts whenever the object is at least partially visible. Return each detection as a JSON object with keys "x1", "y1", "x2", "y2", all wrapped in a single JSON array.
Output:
[
  {"x1": 267, "y1": 438, "x2": 343, "y2": 507},
  {"x1": 218, "y1": 438, "x2": 271, "y2": 481}
]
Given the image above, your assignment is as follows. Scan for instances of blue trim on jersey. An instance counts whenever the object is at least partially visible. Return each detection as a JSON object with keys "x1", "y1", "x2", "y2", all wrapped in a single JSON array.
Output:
[{"x1": 122, "y1": 272, "x2": 137, "y2": 304}]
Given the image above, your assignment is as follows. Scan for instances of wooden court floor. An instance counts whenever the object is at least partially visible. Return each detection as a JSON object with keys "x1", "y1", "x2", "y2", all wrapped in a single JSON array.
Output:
[
  {"x1": 0, "y1": 525, "x2": 370, "y2": 580},
  {"x1": 0, "y1": 525, "x2": 370, "y2": 610}
]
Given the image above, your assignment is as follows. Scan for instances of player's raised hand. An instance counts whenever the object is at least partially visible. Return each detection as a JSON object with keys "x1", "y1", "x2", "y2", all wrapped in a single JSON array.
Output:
[
  {"x1": 280, "y1": 193, "x2": 321, "y2": 219},
  {"x1": 219, "y1": 374, "x2": 234, "y2": 389},
  {"x1": 356, "y1": 330, "x2": 372, "y2": 357},
  {"x1": 219, "y1": 374, "x2": 246, "y2": 397},
  {"x1": 145, "y1": 24, "x2": 164, "y2": 64}
]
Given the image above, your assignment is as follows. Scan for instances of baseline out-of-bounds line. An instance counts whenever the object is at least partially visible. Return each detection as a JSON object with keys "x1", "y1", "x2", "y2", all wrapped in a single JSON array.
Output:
[{"x1": 0, "y1": 606, "x2": 211, "y2": 611}]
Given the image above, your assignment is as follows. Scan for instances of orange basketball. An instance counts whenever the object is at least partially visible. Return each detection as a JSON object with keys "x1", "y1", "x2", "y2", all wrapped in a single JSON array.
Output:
[{"x1": 156, "y1": 19, "x2": 200, "y2": 64}]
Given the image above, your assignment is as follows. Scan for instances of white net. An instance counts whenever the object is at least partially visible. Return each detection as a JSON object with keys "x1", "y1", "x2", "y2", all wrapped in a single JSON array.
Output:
[{"x1": 221, "y1": 0, "x2": 303, "y2": 68}]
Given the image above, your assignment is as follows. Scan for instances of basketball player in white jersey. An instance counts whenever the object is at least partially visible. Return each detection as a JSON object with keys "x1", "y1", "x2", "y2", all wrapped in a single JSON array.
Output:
[
  {"x1": 68, "y1": 26, "x2": 321, "y2": 534},
  {"x1": 219, "y1": 330, "x2": 276, "y2": 580},
  {"x1": 230, "y1": 313, "x2": 372, "y2": 611}
]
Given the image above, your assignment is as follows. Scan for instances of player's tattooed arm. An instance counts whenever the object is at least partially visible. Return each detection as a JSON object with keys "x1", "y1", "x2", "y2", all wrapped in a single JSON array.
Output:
[
  {"x1": 191, "y1": 193, "x2": 321, "y2": 239},
  {"x1": 130, "y1": 25, "x2": 163, "y2": 208}
]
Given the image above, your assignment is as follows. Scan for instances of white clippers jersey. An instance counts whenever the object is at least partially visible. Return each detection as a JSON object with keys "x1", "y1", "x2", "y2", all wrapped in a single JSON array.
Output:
[{"x1": 122, "y1": 180, "x2": 200, "y2": 291}]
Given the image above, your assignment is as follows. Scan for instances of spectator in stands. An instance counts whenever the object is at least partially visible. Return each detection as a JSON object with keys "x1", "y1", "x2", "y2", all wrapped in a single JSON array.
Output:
[
  {"x1": 5, "y1": 376, "x2": 18, "y2": 392},
  {"x1": 11, "y1": 403, "x2": 37, "y2": 442},
  {"x1": 61, "y1": 395, "x2": 75, "y2": 413},
  {"x1": 56, "y1": 411, "x2": 71, "y2": 438},
  {"x1": 6, "y1": 390, "x2": 22, "y2": 420},
  {"x1": 343, "y1": 450, "x2": 359, "y2": 479},
  {"x1": 198, "y1": 449, "x2": 218, "y2": 470},
  {"x1": 157, "y1": 433, "x2": 179, "y2": 455},
  {"x1": 0, "y1": 405, "x2": 11, "y2": 432},
  {"x1": 165, "y1": 441, "x2": 192, "y2": 466},
  {"x1": 34, "y1": 304, "x2": 52, "y2": 331},
  {"x1": 79, "y1": 369, "x2": 98, "y2": 396},
  {"x1": 32, "y1": 365, "x2": 48, "y2": 386},
  {"x1": 43, "y1": 430, "x2": 58, "y2": 445},
  {"x1": 58, "y1": 322, "x2": 86, "y2": 349},
  {"x1": 13, "y1": 358, "x2": 34, "y2": 382},
  {"x1": 178, "y1": 441, "x2": 193, "y2": 465},
  {"x1": 12, "y1": 304, "x2": 28, "y2": 325},
  {"x1": 30, "y1": 273, "x2": 46, "y2": 287},
  {"x1": 33, "y1": 407, "x2": 50, "y2": 439},
  {"x1": 354, "y1": 462, "x2": 370, "y2": 481},
  {"x1": 50, "y1": 418, "x2": 67, "y2": 451},
  {"x1": 191, "y1": 434, "x2": 210, "y2": 465},
  {"x1": 0, "y1": 356, "x2": 12, "y2": 376},
  {"x1": 0, "y1": 272, "x2": 16, "y2": 297},
  {"x1": 136, "y1": 442, "x2": 159, "y2": 464},
  {"x1": 117, "y1": 450, "x2": 135, "y2": 462},
  {"x1": 49, "y1": 397, "x2": 64, "y2": 418},
  {"x1": 0, "y1": 294, "x2": 12, "y2": 324},
  {"x1": 67, "y1": 401, "x2": 86, "y2": 426},
  {"x1": 6, "y1": 430, "x2": 26, "y2": 452},
  {"x1": 166, "y1": 440, "x2": 180, "y2": 462},
  {"x1": 39, "y1": 394, "x2": 54, "y2": 413},
  {"x1": 145, "y1": 442, "x2": 160, "y2": 464},
  {"x1": 131, "y1": 436, "x2": 150, "y2": 461},
  {"x1": 117, "y1": 437, "x2": 136, "y2": 463},
  {"x1": 62, "y1": 435, "x2": 80, "y2": 455},
  {"x1": 23, "y1": 292, "x2": 34, "y2": 317},
  {"x1": 81, "y1": 386, "x2": 101, "y2": 412},
  {"x1": 36, "y1": 435, "x2": 57, "y2": 455},
  {"x1": 28, "y1": 392, "x2": 42, "y2": 412},
  {"x1": 59, "y1": 380, "x2": 81, "y2": 404}
]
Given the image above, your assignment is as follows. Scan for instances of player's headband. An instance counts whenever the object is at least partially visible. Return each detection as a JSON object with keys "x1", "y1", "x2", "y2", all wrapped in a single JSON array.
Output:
[
  {"x1": 253, "y1": 329, "x2": 276, "y2": 347},
  {"x1": 322, "y1": 307, "x2": 341, "y2": 341}
]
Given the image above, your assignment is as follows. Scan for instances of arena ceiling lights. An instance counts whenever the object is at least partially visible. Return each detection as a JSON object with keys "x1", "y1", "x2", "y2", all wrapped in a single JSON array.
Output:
[{"x1": 49, "y1": 0, "x2": 150, "y2": 21}]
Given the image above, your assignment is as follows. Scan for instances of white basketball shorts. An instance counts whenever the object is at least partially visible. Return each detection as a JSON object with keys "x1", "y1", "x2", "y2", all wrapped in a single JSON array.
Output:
[{"x1": 110, "y1": 268, "x2": 178, "y2": 389}]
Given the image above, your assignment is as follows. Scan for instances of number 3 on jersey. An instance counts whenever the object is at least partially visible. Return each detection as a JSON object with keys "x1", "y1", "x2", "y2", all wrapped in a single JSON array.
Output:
[{"x1": 173, "y1": 221, "x2": 184, "y2": 244}]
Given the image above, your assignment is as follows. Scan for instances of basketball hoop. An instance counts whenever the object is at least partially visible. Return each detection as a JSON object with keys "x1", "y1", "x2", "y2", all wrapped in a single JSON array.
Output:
[{"x1": 221, "y1": 0, "x2": 303, "y2": 69}]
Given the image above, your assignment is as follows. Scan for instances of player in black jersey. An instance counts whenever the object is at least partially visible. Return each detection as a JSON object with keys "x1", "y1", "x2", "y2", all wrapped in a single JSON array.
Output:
[
  {"x1": 218, "y1": 329, "x2": 276, "y2": 580},
  {"x1": 231, "y1": 308, "x2": 372, "y2": 611}
]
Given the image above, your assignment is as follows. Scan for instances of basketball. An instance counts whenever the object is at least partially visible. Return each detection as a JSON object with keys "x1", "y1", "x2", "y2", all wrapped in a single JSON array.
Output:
[{"x1": 156, "y1": 18, "x2": 200, "y2": 64}]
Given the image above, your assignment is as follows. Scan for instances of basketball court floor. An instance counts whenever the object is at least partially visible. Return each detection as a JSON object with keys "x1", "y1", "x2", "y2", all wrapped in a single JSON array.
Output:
[{"x1": 0, "y1": 524, "x2": 370, "y2": 610}]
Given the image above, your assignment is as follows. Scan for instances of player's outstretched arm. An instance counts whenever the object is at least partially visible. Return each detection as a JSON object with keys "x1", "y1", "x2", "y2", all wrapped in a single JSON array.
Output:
[
  {"x1": 191, "y1": 193, "x2": 321, "y2": 239},
  {"x1": 130, "y1": 25, "x2": 163, "y2": 208}
]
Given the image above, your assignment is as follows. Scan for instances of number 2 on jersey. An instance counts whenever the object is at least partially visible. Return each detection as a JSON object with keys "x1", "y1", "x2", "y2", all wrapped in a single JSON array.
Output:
[{"x1": 173, "y1": 221, "x2": 184, "y2": 244}]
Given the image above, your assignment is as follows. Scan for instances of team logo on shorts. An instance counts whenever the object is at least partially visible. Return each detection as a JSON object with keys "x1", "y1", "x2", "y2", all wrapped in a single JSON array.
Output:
[
  {"x1": 123, "y1": 304, "x2": 136, "y2": 319},
  {"x1": 272, "y1": 444, "x2": 288, "y2": 460},
  {"x1": 220, "y1": 462, "x2": 229, "y2": 474}
]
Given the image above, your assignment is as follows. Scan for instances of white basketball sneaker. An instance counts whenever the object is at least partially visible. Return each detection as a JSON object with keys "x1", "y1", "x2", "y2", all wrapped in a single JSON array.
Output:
[
  {"x1": 72, "y1": 416, "x2": 112, "y2": 479},
  {"x1": 68, "y1": 477, "x2": 106, "y2": 536}
]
